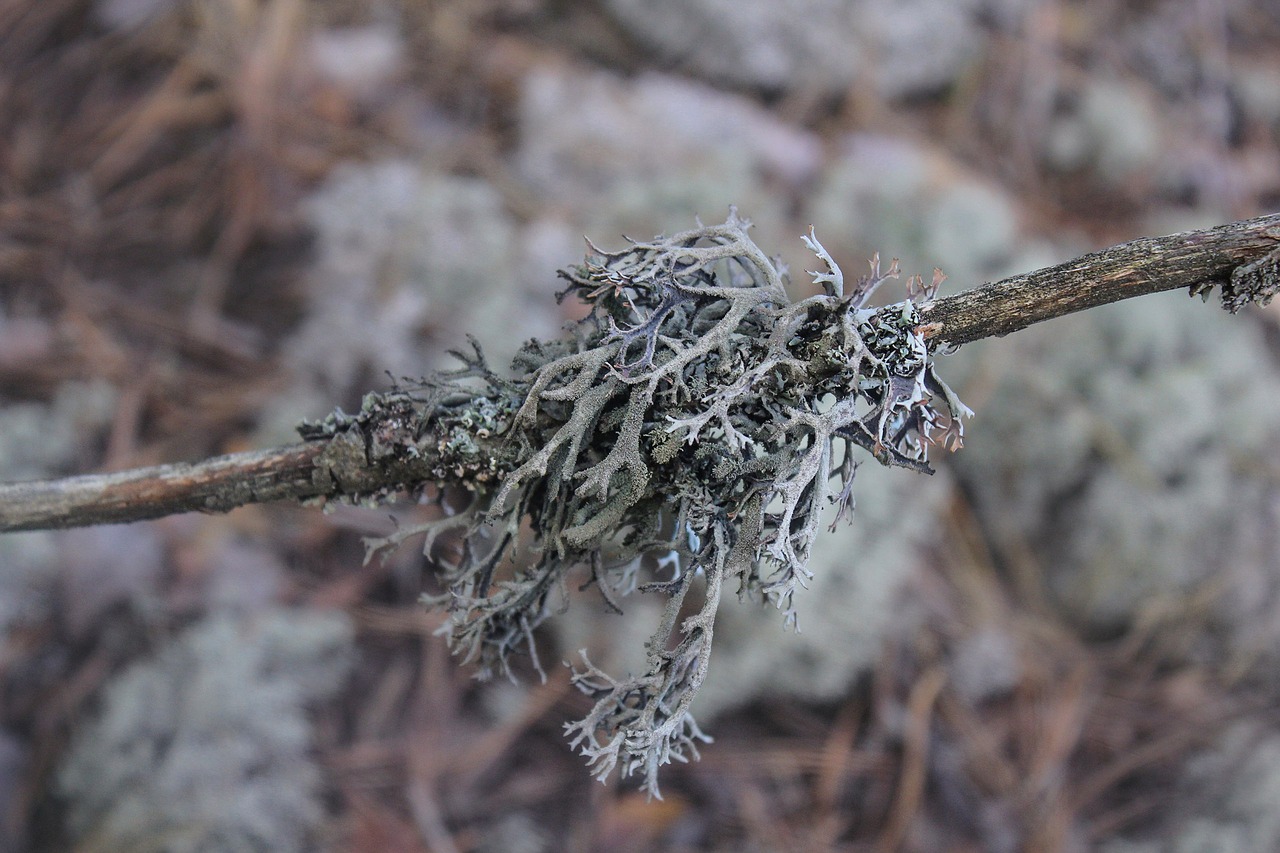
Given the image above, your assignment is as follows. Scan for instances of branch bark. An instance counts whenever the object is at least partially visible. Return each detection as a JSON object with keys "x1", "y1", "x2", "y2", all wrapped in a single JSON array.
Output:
[
  {"x1": 2, "y1": 213, "x2": 1278, "y2": 534},
  {"x1": 917, "y1": 212, "x2": 1280, "y2": 346},
  {"x1": 0, "y1": 444, "x2": 327, "y2": 532}
]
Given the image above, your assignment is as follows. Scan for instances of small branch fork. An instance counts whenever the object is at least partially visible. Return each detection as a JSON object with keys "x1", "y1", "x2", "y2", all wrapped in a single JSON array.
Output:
[{"x1": 1, "y1": 212, "x2": 1278, "y2": 534}]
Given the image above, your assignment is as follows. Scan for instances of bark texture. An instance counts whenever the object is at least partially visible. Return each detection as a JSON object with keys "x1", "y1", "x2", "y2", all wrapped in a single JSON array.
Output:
[
  {"x1": 0, "y1": 444, "x2": 327, "y2": 532},
  {"x1": 917, "y1": 213, "x2": 1280, "y2": 346}
]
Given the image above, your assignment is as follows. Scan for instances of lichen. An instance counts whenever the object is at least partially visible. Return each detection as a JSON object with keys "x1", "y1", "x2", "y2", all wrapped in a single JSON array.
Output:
[
  {"x1": 57, "y1": 609, "x2": 355, "y2": 853},
  {"x1": 315, "y1": 211, "x2": 968, "y2": 795},
  {"x1": 1222, "y1": 246, "x2": 1280, "y2": 312}
]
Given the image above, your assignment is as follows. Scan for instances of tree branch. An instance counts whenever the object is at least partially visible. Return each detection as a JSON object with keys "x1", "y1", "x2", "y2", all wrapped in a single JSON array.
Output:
[
  {"x1": 1, "y1": 213, "x2": 1277, "y2": 534},
  {"x1": 0, "y1": 443, "x2": 327, "y2": 532},
  {"x1": 917, "y1": 212, "x2": 1280, "y2": 346}
]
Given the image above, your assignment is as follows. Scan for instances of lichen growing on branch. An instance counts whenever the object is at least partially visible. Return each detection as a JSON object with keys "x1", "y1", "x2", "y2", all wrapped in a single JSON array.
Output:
[{"x1": 304, "y1": 210, "x2": 969, "y2": 795}]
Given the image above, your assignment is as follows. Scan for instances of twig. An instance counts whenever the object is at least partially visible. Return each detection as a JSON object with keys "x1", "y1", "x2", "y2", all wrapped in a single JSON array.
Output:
[
  {"x1": 917, "y1": 212, "x2": 1280, "y2": 345},
  {"x1": 0, "y1": 443, "x2": 326, "y2": 532},
  {"x1": 0, "y1": 428, "x2": 417, "y2": 532},
  {"x1": 1, "y1": 213, "x2": 1277, "y2": 534}
]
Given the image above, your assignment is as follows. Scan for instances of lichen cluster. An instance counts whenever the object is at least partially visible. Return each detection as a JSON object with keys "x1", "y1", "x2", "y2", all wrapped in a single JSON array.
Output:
[{"x1": 321, "y1": 211, "x2": 969, "y2": 795}]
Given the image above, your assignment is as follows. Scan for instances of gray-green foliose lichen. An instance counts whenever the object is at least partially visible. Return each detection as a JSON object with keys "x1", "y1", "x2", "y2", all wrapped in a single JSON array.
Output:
[{"x1": 298, "y1": 211, "x2": 968, "y2": 797}]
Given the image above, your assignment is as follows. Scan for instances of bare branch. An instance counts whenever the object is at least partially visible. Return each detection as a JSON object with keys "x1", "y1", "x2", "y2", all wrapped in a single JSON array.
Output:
[
  {"x1": 917, "y1": 213, "x2": 1280, "y2": 346},
  {"x1": 0, "y1": 427, "x2": 445, "y2": 533},
  {"x1": 0, "y1": 445, "x2": 325, "y2": 532}
]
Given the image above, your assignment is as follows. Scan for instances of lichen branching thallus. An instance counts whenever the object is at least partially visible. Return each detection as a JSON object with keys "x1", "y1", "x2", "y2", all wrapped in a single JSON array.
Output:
[{"x1": 353, "y1": 211, "x2": 970, "y2": 796}]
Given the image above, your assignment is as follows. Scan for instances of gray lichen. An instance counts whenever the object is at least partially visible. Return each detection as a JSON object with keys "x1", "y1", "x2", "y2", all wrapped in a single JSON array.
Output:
[
  {"x1": 314, "y1": 212, "x2": 968, "y2": 795},
  {"x1": 692, "y1": 456, "x2": 950, "y2": 716},
  {"x1": 58, "y1": 609, "x2": 355, "y2": 853},
  {"x1": 952, "y1": 289, "x2": 1280, "y2": 642},
  {"x1": 1221, "y1": 246, "x2": 1280, "y2": 313},
  {"x1": 255, "y1": 160, "x2": 549, "y2": 447}
]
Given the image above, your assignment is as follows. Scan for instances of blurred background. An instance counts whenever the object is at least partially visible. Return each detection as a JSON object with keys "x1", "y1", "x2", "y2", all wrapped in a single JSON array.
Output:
[{"x1": 2, "y1": 1, "x2": 1280, "y2": 850}]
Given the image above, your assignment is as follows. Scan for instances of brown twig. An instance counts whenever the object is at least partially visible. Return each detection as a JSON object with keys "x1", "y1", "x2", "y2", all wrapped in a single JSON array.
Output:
[
  {"x1": 1, "y1": 213, "x2": 1278, "y2": 534},
  {"x1": 0, "y1": 427, "x2": 414, "y2": 532},
  {"x1": 0, "y1": 443, "x2": 327, "y2": 532},
  {"x1": 917, "y1": 212, "x2": 1280, "y2": 346}
]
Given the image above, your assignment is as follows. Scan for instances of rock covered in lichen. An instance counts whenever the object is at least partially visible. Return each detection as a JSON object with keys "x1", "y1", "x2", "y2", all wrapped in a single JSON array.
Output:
[{"x1": 805, "y1": 134, "x2": 1056, "y2": 291}]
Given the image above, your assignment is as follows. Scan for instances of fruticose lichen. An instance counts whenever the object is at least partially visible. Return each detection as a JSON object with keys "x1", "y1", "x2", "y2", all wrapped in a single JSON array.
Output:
[
  {"x1": 58, "y1": 609, "x2": 355, "y2": 852},
  {"x1": 305, "y1": 211, "x2": 969, "y2": 795}
]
